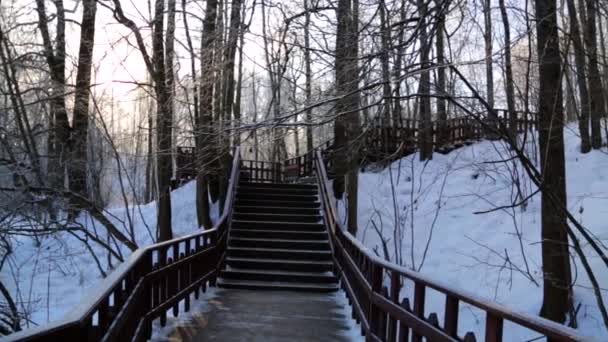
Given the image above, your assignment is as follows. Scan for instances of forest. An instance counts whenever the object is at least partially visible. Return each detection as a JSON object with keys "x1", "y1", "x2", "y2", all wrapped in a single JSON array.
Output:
[{"x1": 0, "y1": 0, "x2": 607, "y2": 339}]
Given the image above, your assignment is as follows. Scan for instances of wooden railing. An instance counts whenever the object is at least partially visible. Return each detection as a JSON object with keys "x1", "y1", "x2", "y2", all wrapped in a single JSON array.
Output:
[
  {"x1": 283, "y1": 113, "x2": 537, "y2": 181},
  {"x1": 240, "y1": 159, "x2": 283, "y2": 183},
  {"x1": 9, "y1": 147, "x2": 242, "y2": 342},
  {"x1": 313, "y1": 150, "x2": 584, "y2": 342}
]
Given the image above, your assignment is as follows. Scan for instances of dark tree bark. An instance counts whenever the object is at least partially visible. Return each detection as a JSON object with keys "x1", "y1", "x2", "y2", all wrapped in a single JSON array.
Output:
[
  {"x1": 197, "y1": 0, "x2": 219, "y2": 229},
  {"x1": 333, "y1": 0, "x2": 361, "y2": 235},
  {"x1": 483, "y1": 0, "x2": 495, "y2": 123},
  {"x1": 35, "y1": 0, "x2": 69, "y2": 190},
  {"x1": 391, "y1": 0, "x2": 406, "y2": 128},
  {"x1": 417, "y1": 0, "x2": 433, "y2": 161},
  {"x1": 566, "y1": 0, "x2": 592, "y2": 152},
  {"x1": 233, "y1": 2, "x2": 248, "y2": 146},
  {"x1": 583, "y1": 0, "x2": 605, "y2": 149},
  {"x1": 217, "y1": 0, "x2": 242, "y2": 211},
  {"x1": 165, "y1": 0, "x2": 177, "y2": 179},
  {"x1": 152, "y1": 0, "x2": 173, "y2": 241},
  {"x1": 304, "y1": 0, "x2": 314, "y2": 152},
  {"x1": 435, "y1": 0, "x2": 448, "y2": 146},
  {"x1": 70, "y1": 0, "x2": 97, "y2": 206},
  {"x1": 534, "y1": 0, "x2": 573, "y2": 323},
  {"x1": 498, "y1": 0, "x2": 517, "y2": 140},
  {"x1": 379, "y1": 0, "x2": 392, "y2": 126}
]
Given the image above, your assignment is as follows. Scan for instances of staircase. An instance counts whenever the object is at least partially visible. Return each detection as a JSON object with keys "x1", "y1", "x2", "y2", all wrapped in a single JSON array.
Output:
[{"x1": 218, "y1": 181, "x2": 339, "y2": 292}]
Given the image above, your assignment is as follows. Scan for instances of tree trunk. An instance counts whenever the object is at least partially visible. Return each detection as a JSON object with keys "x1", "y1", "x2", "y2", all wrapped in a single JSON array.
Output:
[
  {"x1": 165, "y1": 0, "x2": 177, "y2": 180},
  {"x1": 197, "y1": 0, "x2": 219, "y2": 229},
  {"x1": 153, "y1": 0, "x2": 173, "y2": 241},
  {"x1": 304, "y1": 0, "x2": 314, "y2": 152},
  {"x1": 233, "y1": 2, "x2": 247, "y2": 146},
  {"x1": 35, "y1": 0, "x2": 69, "y2": 191},
  {"x1": 566, "y1": 0, "x2": 591, "y2": 152},
  {"x1": 483, "y1": 0, "x2": 496, "y2": 127},
  {"x1": 334, "y1": 0, "x2": 361, "y2": 235},
  {"x1": 379, "y1": 0, "x2": 392, "y2": 126},
  {"x1": 209, "y1": 0, "x2": 224, "y2": 203},
  {"x1": 70, "y1": 0, "x2": 97, "y2": 212},
  {"x1": 583, "y1": 0, "x2": 605, "y2": 149},
  {"x1": 392, "y1": 0, "x2": 406, "y2": 128},
  {"x1": 417, "y1": 0, "x2": 432, "y2": 161},
  {"x1": 435, "y1": 0, "x2": 447, "y2": 146},
  {"x1": 498, "y1": 0, "x2": 517, "y2": 141},
  {"x1": 217, "y1": 0, "x2": 242, "y2": 211},
  {"x1": 534, "y1": 0, "x2": 573, "y2": 323}
]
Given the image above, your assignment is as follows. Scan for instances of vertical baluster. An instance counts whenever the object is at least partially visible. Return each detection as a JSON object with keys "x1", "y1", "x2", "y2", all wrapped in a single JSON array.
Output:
[
  {"x1": 411, "y1": 282, "x2": 426, "y2": 342},
  {"x1": 444, "y1": 295, "x2": 459, "y2": 337},
  {"x1": 398, "y1": 298, "x2": 411, "y2": 342},
  {"x1": 368, "y1": 263, "x2": 383, "y2": 339},
  {"x1": 387, "y1": 272, "x2": 400, "y2": 341},
  {"x1": 98, "y1": 297, "x2": 110, "y2": 332},
  {"x1": 485, "y1": 312, "x2": 503, "y2": 342},
  {"x1": 159, "y1": 247, "x2": 167, "y2": 326},
  {"x1": 379, "y1": 287, "x2": 389, "y2": 340}
]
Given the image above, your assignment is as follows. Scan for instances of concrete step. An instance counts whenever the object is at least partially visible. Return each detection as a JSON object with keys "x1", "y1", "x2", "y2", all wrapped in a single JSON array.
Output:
[
  {"x1": 230, "y1": 229, "x2": 328, "y2": 241},
  {"x1": 233, "y1": 212, "x2": 322, "y2": 223},
  {"x1": 228, "y1": 247, "x2": 332, "y2": 261},
  {"x1": 234, "y1": 205, "x2": 321, "y2": 215},
  {"x1": 217, "y1": 278, "x2": 339, "y2": 292},
  {"x1": 231, "y1": 220, "x2": 326, "y2": 232},
  {"x1": 235, "y1": 198, "x2": 320, "y2": 208},
  {"x1": 225, "y1": 257, "x2": 333, "y2": 272},
  {"x1": 229, "y1": 237, "x2": 330, "y2": 250},
  {"x1": 221, "y1": 268, "x2": 338, "y2": 284}
]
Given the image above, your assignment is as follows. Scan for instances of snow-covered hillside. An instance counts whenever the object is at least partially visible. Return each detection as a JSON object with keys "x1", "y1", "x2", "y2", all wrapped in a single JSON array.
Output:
[
  {"x1": 353, "y1": 126, "x2": 608, "y2": 339},
  {"x1": 2, "y1": 181, "x2": 217, "y2": 328}
]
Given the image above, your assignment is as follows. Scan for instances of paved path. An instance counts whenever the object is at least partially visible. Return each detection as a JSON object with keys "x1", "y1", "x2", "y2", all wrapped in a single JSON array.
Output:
[{"x1": 154, "y1": 288, "x2": 363, "y2": 341}]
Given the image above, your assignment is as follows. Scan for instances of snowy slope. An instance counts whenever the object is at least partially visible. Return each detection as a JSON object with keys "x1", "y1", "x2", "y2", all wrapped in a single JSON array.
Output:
[
  {"x1": 2, "y1": 180, "x2": 216, "y2": 328},
  {"x1": 353, "y1": 126, "x2": 608, "y2": 339}
]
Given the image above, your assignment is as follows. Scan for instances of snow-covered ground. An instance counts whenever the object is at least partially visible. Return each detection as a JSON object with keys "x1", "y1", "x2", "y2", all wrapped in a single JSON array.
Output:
[
  {"x1": 2, "y1": 181, "x2": 217, "y2": 329},
  {"x1": 352, "y1": 126, "x2": 608, "y2": 339},
  {"x1": 4, "y1": 126, "x2": 607, "y2": 340}
]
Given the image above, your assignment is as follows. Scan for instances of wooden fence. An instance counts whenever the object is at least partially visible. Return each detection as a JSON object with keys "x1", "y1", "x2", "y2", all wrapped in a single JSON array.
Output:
[
  {"x1": 10, "y1": 148, "x2": 242, "y2": 342},
  {"x1": 314, "y1": 150, "x2": 583, "y2": 342}
]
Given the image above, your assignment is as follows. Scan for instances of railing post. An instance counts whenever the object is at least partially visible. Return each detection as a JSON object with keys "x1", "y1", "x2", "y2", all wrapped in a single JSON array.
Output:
[
  {"x1": 388, "y1": 272, "x2": 400, "y2": 341},
  {"x1": 485, "y1": 312, "x2": 504, "y2": 342},
  {"x1": 368, "y1": 263, "x2": 383, "y2": 340},
  {"x1": 444, "y1": 295, "x2": 459, "y2": 338},
  {"x1": 412, "y1": 282, "x2": 426, "y2": 342}
]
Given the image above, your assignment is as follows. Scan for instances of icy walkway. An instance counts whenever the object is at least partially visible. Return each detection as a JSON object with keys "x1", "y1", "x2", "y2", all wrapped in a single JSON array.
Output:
[{"x1": 152, "y1": 288, "x2": 363, "y2": 341}]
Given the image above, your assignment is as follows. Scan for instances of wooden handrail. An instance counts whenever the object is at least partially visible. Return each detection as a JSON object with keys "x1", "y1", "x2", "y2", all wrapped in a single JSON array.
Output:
[
  {"x1": 313, "y1": 150, "x2": 585, "y2": 342},
  {"x1": 8, "y1": 147, "x2": 242, "y2": 342}
]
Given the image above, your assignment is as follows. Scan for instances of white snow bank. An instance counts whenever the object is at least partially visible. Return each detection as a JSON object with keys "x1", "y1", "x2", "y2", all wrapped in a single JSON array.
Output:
[
  {"x1": 355, "y1": 126, "x2": 607, "y2": 339},
  {"x1": 2, "y1": 180, "x2": 216, "y2": 329}
]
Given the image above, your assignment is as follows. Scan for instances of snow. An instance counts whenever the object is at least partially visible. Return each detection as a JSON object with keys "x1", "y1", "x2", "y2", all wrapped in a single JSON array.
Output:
[
  {"x1": 3, "y1": 125, "x2": 607, "y2": 340},
  {"x1": 352, "y1": 126, "x2": 607, "y2": 340},
  {"x1": 1, "y1": 180, "x2": 217, "y2": 330}
]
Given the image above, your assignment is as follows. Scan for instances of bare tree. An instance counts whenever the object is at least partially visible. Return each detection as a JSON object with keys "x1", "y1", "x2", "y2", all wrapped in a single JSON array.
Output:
[{"x1": 534, "y1": 0, "x2": 573, "y2": 323}]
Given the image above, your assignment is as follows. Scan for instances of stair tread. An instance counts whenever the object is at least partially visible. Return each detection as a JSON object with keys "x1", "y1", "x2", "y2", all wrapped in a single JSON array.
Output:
[
  {"x1": 231, "y1": 229, "x2": 325, "y2": 234},
  {"x1": 235, "y1": 205, "x2": 321, "y2": 211},
  {"x1": 230, "y1": 237, "x2": 329, "y2": 244},
  {"x1": 223, "y1": 268, "x2": 335, "y2": 277},
  {"x1": 233, "y1": 219, "x2": 323, "y2": 226},
  {"x1": 239, "y1": 182, "x2": 316, "y2": 188},
  {"x1": 238, "y1": 186, "x2": 317, "y2": 191},
  {"x1": 228, "y1": 246, "x2": 331, "y2": 254},
  {"x1": 235, "y1": 212, "x2": 321, "y2": 217},
  {"x1": 226, "y1": 256, "x2": 333, "y2": 265},
  {"x1": 217, "y1": 278, "x2": 338, "y2": 289}
]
